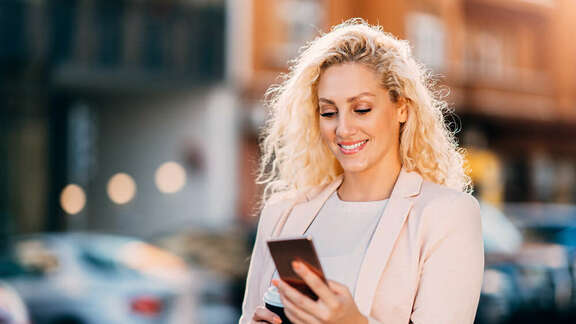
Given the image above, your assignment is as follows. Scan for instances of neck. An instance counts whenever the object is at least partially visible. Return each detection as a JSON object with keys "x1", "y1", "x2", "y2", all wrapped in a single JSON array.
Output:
[{"x1": 337, "y1": 158, "x2": 402, "y2": 202}]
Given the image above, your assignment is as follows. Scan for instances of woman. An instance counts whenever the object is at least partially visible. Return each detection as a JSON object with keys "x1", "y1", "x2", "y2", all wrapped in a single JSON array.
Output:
[{"x1": 240, "y1": 18, "x2": 483, "y2": 324}]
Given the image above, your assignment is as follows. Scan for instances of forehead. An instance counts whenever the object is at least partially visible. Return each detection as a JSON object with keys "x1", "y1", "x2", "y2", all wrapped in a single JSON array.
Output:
[{"x1": 317, "y1": 63, "x2": 381, "y2": 99}]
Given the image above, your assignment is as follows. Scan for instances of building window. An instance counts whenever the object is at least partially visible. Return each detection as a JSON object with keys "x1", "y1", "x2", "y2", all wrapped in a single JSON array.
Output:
[
  {"x1": 406, "y1": 12, "x2": 445, "y2": 72},
  {"x1": 275, "y1": 0, "x2": 324, "y2": 64},
  {"x1": 466, "y1": 29, "x2": 505, "y2": 80}
]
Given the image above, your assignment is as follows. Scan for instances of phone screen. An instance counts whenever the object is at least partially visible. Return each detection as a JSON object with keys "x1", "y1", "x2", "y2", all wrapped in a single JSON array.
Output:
[{"x1": 267, "y1": 235, "x2": 326, "y2": 301}]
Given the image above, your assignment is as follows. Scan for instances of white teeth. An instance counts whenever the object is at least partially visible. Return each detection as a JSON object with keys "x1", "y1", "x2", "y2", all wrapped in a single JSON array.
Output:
[{"x1": 340, "y1": 140, "x2": 367, "y2": 150}]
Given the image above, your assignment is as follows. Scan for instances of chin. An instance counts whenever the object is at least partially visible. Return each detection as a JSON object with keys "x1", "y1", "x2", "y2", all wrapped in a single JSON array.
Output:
[{"x1": 339, "y1": 161, "x2": 369, "y2": 174}]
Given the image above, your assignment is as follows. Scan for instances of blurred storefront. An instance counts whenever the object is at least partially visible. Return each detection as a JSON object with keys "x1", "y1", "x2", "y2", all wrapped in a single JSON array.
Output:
[{"x1": 0, "y1": 0, "x2": 237, "y2": 240}]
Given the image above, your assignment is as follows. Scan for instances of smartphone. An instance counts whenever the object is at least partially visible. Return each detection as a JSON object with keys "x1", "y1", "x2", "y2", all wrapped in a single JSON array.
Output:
[{"x1": 267, "y1": 235, "x2": 327, "y2": 301}]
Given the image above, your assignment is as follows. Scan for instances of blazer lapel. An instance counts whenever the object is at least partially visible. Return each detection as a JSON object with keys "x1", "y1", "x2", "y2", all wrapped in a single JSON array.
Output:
[
  {"x1": 354, "y1": 170, "x2": 422, "y2": 316},
  {"x1": 261, "y1": 175, "x2": 344, "y2": 292},
  {"x1": 278, "y1": 175, "x2": 344, "y2": 237}
]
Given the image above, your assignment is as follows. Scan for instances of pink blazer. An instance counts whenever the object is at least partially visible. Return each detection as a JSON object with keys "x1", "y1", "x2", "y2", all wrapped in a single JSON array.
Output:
[{"x1": 239, "y1": 169, "x2": 484, "y2": 324}]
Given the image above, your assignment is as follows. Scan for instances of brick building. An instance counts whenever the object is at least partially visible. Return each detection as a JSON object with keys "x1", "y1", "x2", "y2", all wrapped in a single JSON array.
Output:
[{"x1": 237, "y1": 0, "x2": 576, "y2": 221}]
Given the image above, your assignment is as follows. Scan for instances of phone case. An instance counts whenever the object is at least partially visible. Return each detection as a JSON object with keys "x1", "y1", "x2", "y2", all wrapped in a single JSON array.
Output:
[{"x1": 267, "y1": 235, "x2": 326, "y2": 301}]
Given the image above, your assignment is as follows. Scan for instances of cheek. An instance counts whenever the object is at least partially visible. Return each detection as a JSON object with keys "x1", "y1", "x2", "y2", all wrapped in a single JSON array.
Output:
[
  {"x1": 318, "y1": 121, "x2": 333, "y2": 142},
  {"x1": 369, "y1": 115, "x2": 400, "y2": 143}
]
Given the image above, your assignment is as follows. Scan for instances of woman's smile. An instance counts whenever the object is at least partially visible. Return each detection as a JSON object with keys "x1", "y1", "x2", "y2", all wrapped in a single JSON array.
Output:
[{"x1": 338, "y1": 139, "x2": 369, "y2": 155}]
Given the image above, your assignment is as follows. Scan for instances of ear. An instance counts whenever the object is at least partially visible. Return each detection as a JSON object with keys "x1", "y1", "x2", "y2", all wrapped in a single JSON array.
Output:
[{"x1": 397, "y1": 97, "x2": 408, "y2": 123}]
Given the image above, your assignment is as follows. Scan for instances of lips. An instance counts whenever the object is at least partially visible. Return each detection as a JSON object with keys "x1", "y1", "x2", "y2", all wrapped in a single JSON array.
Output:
[{"x1": 338, "y1": 139, "x2": 368, "y2": 154}]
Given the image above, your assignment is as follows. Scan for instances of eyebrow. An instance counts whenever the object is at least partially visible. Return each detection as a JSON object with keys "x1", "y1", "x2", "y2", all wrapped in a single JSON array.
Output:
[{"x1": 318, "y1": 92, "x2": 376, "y2": 105}]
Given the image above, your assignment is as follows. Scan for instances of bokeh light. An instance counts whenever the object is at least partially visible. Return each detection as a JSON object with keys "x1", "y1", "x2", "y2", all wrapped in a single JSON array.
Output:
[
  {"x1": 155, "y1": 161, "x2": 187, "y2": 194},
  {"x1": 107, "y1": 173, "x2": 137, "y2": 204},
  {"x1": 60, "y1": 184, "x2": 86, "y2": 215}
]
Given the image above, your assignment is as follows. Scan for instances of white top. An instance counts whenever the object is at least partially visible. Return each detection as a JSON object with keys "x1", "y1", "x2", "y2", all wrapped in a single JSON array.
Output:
[{"x1": 271, "y1": 191, "x2": 389, "y2": 295}]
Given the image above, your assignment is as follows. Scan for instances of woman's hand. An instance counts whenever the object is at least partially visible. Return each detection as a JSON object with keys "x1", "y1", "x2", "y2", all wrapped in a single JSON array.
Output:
[
  {"x1": 250, "y1": 305, "x2": 283, "y2": 324},
  {"x1": 272, "y1": 261, "x2": 368, "y2": 324}
]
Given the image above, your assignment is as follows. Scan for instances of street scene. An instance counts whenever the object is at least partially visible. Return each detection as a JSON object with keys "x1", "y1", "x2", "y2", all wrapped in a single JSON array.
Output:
[{"x1": 1, "y1": 0, "x2": 576, "y2": 323}]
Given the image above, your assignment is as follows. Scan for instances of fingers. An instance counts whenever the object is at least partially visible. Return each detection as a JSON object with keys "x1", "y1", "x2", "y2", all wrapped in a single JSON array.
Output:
[
  {"x1": 292, "y1": 261, "x2": 339, "y2": 308},
  {"x1": 252, "y1": 305, "x2": 283, "y2": 324},
  {"x1": 271, "y1": 262, "x2": 354, "y2": 323},
  {"x1": 327, "y1": 279, "x2": 349, "y2": 295},
  {"x1": 274, "y1": 278, "x2": 320, "y2": 315},
  {"x1": 281, "y1": 292, "x2": 322, "y2": 324}
]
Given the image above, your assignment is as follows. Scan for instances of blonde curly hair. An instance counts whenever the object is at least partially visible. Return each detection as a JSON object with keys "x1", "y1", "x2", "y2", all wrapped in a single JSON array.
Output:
[{"x1": 256, "y1": 18, "x2": 471, "y2": 207}]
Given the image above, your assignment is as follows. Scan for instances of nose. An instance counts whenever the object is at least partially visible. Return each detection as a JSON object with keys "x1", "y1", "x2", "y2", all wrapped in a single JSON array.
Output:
[{"x1": 335, "y1": 112, "x2": 356, "y2": 138}]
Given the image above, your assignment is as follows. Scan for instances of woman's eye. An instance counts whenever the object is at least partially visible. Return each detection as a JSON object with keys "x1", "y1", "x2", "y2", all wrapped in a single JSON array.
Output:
[
  {"x1": 320, "y1": 112, "x2": 336, "y2": 117},
  {"x1": 356, "y1": 108, "x2": 371, "y2": 114}
]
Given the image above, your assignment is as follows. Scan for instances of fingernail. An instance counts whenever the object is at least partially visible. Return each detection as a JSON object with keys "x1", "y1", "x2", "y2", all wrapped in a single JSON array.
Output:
[
  {"x1": 292, "y1": 261, "x2": 302, "y2": 270},
  {"x1": 272, "y1": 279, "x2": 279, "y2": 287},
  {"x1": 273, "y1": 316, "x2": 282, "y2": 323}
]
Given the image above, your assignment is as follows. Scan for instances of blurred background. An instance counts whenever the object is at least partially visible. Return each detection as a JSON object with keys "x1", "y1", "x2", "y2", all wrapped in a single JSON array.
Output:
[{"x1": 0, "y1": 0, "x2": 575, "y2": 323}]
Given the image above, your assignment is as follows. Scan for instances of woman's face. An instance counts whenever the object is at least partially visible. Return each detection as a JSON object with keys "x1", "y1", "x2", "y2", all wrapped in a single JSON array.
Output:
[{"x1": 317, "y1": 63, "x2": 407, "y2": 176}]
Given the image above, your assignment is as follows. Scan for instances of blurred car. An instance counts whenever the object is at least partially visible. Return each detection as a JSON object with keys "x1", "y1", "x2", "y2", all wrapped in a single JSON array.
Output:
[
  {"x1": 0, "y1": 281, "x2": 29, "y2": 324},
  {"x1": 476, "y1": 202, "x2": 575, "y2": 324},
  {"x1": 504, "y1": 203, "x2": 576, "y2": 309},
  {"x1": 0, "y1": 233, "x2": 198, "y2": 324},
  {"x1": 476, "y1": 201, "x2": 525, "y2": 324}
]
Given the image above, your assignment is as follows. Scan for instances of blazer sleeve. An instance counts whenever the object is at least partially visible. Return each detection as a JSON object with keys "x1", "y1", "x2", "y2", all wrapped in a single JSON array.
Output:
[
  {"x1": 409, "y1": 192, "x2": 484, "y2": 324},
  {"x1": 238, "y1": 197, "x2": 293, "y2": 324},
  {"x1": 238, "y1": 203, "x2": 270, "y2": 324},
  {"x1": 364, "y1": 193, "x2": 483, "y2": 324}
]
